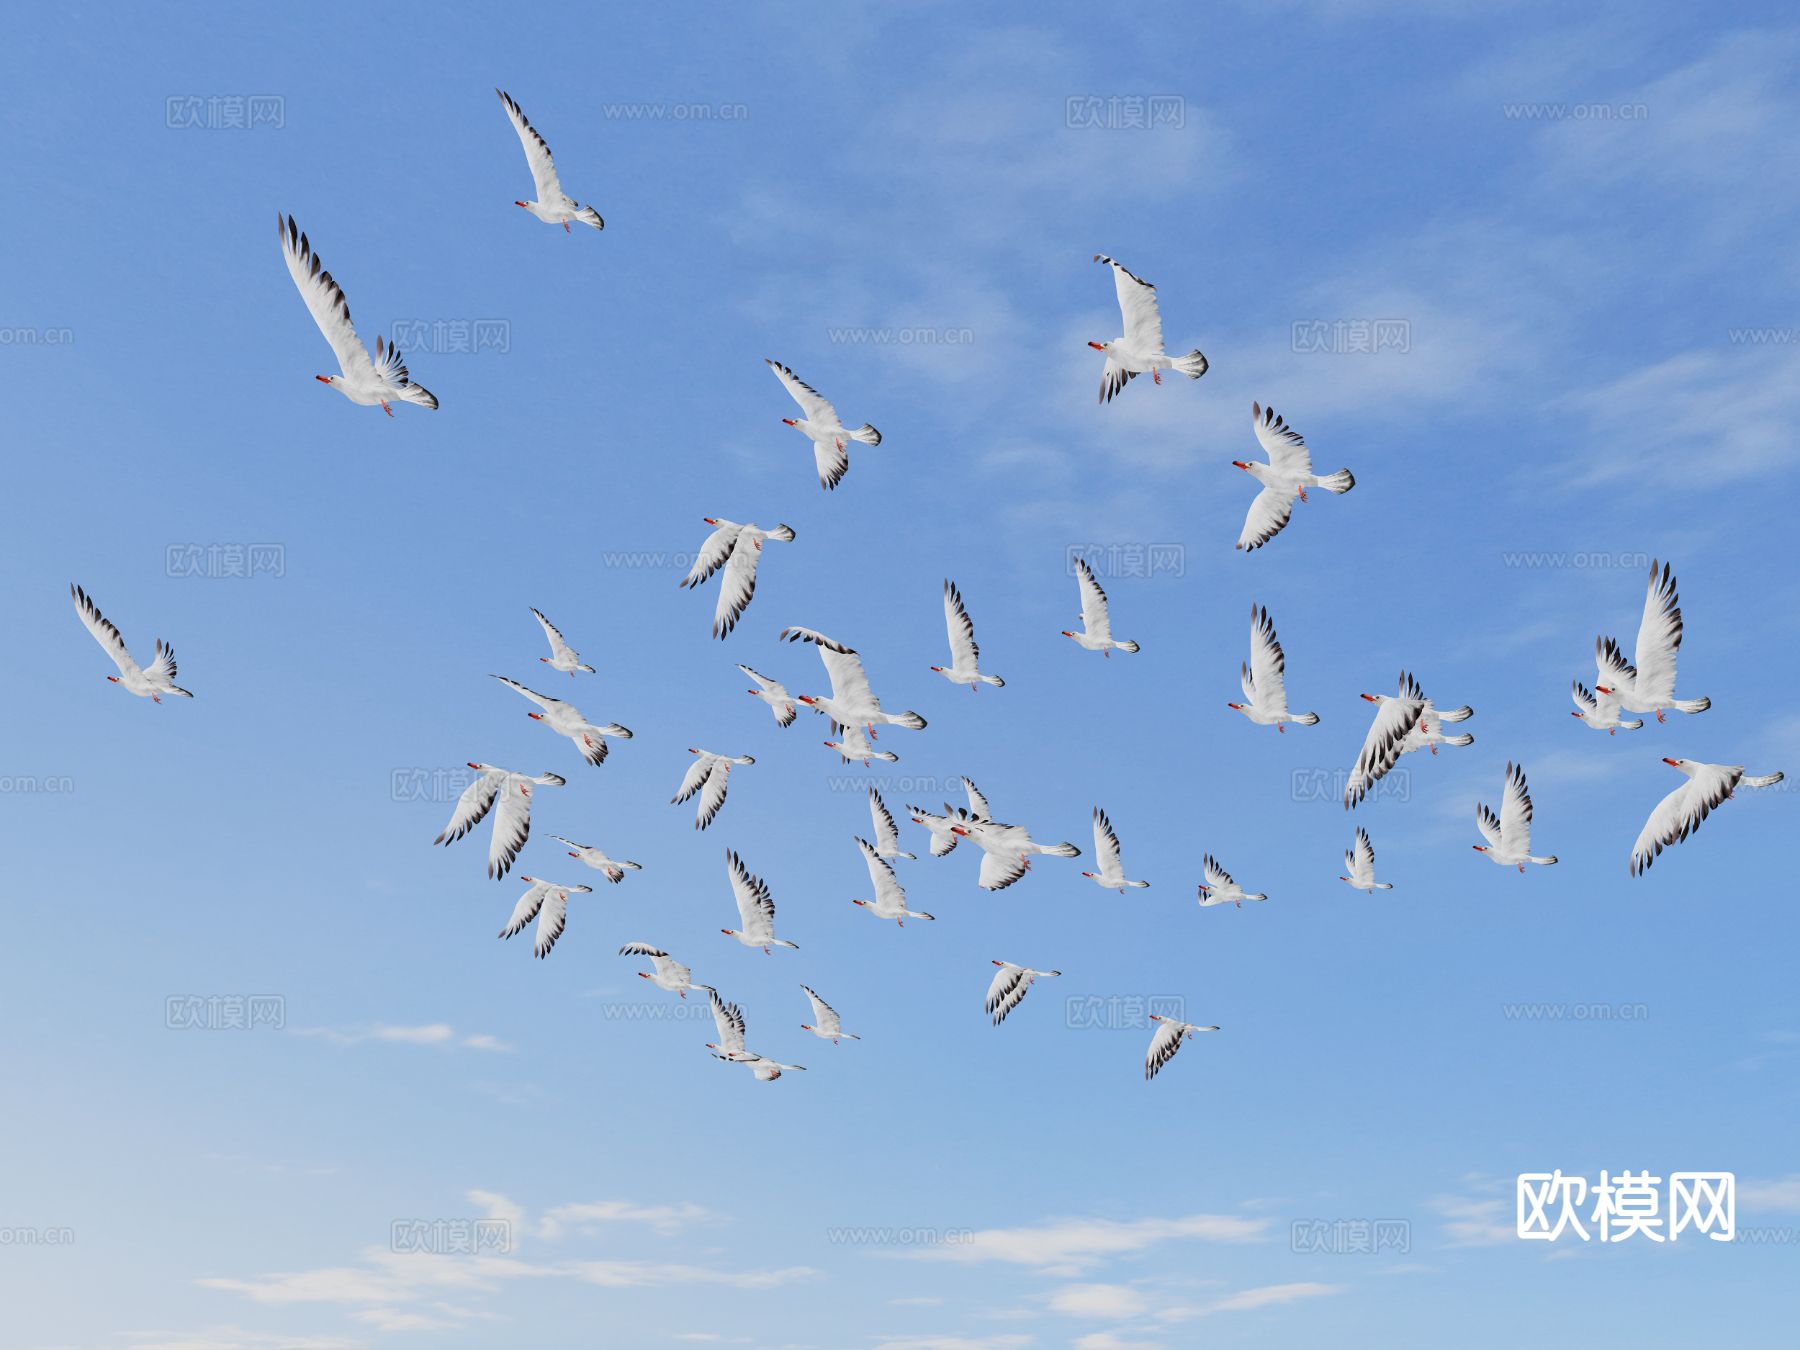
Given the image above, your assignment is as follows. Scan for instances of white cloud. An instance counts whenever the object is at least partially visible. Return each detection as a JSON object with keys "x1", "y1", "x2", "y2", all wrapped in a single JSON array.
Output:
[
  {"x1": 1047, "y1": 1285, "x2": 1149, "y2": 1319},
  {"x1": 871, "y1": 1337, "x2": 1033, "y2": 1350},
  {"x1": 903, "y1": 1215, "x2": 1267, "y2": 1273},
  {"x1": 292, "y1": 1024, "x2": 512, "y2": 1053},
  {"x1": 537, "y1": 1199, "x2": 713, "y2": 1240},
  {"x1": 1740, "y1": 1176, "x2": 1800, "y2": 1213}
]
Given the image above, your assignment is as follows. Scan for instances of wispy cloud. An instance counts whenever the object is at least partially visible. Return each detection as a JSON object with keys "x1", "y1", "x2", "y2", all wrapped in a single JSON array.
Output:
[
  {"x1": 903, "y1": 1214, "x2": 1267, "y2": 1274},
  {"x1": 292, "y1": 1023, "x2": 513, "y2": 1053}
]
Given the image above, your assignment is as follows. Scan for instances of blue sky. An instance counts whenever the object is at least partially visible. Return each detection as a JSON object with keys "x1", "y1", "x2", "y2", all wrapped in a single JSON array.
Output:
[{"x1": 3, "y1": 1, "x2": 1799, "y2": 1346}]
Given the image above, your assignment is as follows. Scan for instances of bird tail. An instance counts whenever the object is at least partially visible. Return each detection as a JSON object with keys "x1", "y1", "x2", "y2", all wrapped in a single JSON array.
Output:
[
  {"x1": 1373, "y1": 882, "x2": 1394, "y2": 890},
  {"x1": 576, "y1": 663, "x2": 596, "y2": 674},
  {"x1": 1436, "y1": 705, "x2": 1474, "y2": 723},
  {"x1": 895, "y1": 850, "x2": 918, "y2": 861},
  {"x1": 575, "y1": 205, "x2": 605, "y2": 231},
  {"x1": 1045, "y1": 842, "x2": 1082, "y2": 859},
  {"x1": 891, "y1": 710, "x2": 927, "y2": 731},
  {"x1": 773, "y1": 939, "x2": 800, "y2": 950},
  {"x1": 1117, "y1": 640, "x2": 1141, "y2": 654},
  {"x1": 1125, "y1": 879, "x2": 1151, "y2": 889},
  {"x1": 620, "y1": 860, "x2": 642, "y2": 871},
  {"x1": 1622, "y1": 719, "x2": 1645, "y2": 730},
  {"x1": 850, "y1": 423, "x2": 882, "y2": 446},
  {"x1": 912, "y1": 911, "x2": 937, "y2": 922},
  {"x1": 1443, "y1": 733, "x2": 1475, "y2": 747},
  {"x1": 1173, "y1": 349, "x2": 1209, "y2": 380},
  {"x1": 768, "y1": 524, "x2": 797, "y2": 542},
  {"x1": 397, "y1": 382, "x2": 439, "y2": 410},
  {"x1": 1316, "y1": 468, "x2": 1355, "y2": 494},
  {"x1": 165, "y1": 685, "x2": 195, "y2": 698},
  {"x1": 602, "y1": 723, "x2": 634, "y2": 739},
  {"x1": 869, "y1": 748, "x2": 899, "y2": 763},
  {"x1": 1247, "y1": 893, "x2": 1269, "y2": 902},
  {"x1": 982, "y1": 674, "x2": 1006, "y2": 688},
  {"x1": 1744, "y1": 771, "x2": 1785, "y2": 789},
  {"x1": 1672, "y1": 696, "x2": 1711, "y2": 715},
  {"x1": 1530, "y1": 855, "x2": 1559, "y2": 866},
  {"x1": 1291, "y1": 711, "x2": 1320, "y2": 726}
]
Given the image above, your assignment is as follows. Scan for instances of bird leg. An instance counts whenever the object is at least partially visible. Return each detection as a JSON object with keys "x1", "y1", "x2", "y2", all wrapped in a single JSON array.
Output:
[
  {"x1": 1297, "y1": 485, "x2": 1309, "y2": 502},
  {"x1": 563, "y1": 221, "x2": 571, "y2": 233},
  {"x1": 152, "y1": 694, "x2": 162, "y2": 704},
  {"x1": 1656, "y1": 709, "x2": 1667, "y2": 723},
  {"x1": 380, "y1": 400, "x2": 394, "y2": 417},
  {"x1": 1430, "y1": 743, "x2": 1439, "y2": 756},
  {"x1": 1277, "y1": 723, "x2": 1285, "y2": 734},
  {"x1": 1153, "y1": 368, "x2": 1162, "y2": 385}
]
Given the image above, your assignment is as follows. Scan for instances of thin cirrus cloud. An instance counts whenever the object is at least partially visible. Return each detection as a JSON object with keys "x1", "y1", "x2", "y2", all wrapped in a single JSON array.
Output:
[
  {"x1": 899, "y1": 1214, "x2": 1269, "y2": 1273},
  {"x1": 291, "y1": 1023, "x2": 513, "y2": 1052}
]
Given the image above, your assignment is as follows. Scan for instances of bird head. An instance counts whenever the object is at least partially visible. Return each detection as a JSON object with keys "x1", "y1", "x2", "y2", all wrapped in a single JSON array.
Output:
[
  {"x1": 1359, "y1": 693, "x2": 1380, "y2": 703},
  {"x1": 796, "y1": 695, "x2": 817, "y2": 706},
  {"x1": 1231, "y1": 460, "x2": 1250, "y2": 471},
  {"x1": 1227, "y1": 702, "x2": 1245, "y2": 711},
  {"x1": 1596, "y1": 685, "x2": 1614, "y2": 695},
  {"x1": 929, "y1": 665, "x2": 945, "y2": 673}
]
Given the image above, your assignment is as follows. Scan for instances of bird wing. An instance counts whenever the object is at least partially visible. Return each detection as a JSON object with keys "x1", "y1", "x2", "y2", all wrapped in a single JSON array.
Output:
[
  {"x1": 435, "y1": 769, "x2": 505, "y2": 846},
  {"x1": 766, "y1": 359, "x2": 840, "y2": 423},
  {"x1": 1595, "y1": 635, "x2": 1639, "y2": 695},
  {"x1": 1145, "y1": 1020, "x2": 1187, "y2": 1080},
  {"x1": 1631, "y1": 561, "x2": 1684, "y2": 705},
  {"x1": 681, "y1": 522, "x2": 742, "y2": 589},
  {"x1": 618, "y1": 941, "x2": 667, "y2": 959},
  {"x1": 856, "y1": 837, "x2": 905, "y2": 909},
  {"x1": 531, "y1": 608, "x2": 578, "y2": 664},
  {"x1": 1497, "y1": 761, "x2": 1535, "y2": 856},
  {"x1": 985, "y1": 964, "x2": 1025, "y2": 1017},
  {"x1": 496, "y1": 88, "x2": 567, "y2": 205},
  {"x1": 1352, "y1": 826, "x2": 1377, "y2": 882},
  {"x1": 1247, "y1": 604, "x2": 1289, "y2": 714},
  {"x1": 1236, "y1": 484, "x2": 1297, "y2": 552},
  {"x1": 1074, "y1": 558, "x2": 1114, "y2": 641},
  {"x1": 278, "y1": 215, "x2": 377, "y2": 384},
  {"x1": 713, "y1": 537, "x2": 765, "y2": 639},
  {"x1": 943, "y1": 579, "x2": 981, "y2": 672},
  {"x1": 1251, "y1": 402, "x2": 1316, "y2": 477},
  {"x1": 1346, "y1": 676, "x2": 1425, "y2": 808},
  {"x1": 70, "y1": 585, "x2": 142, "y2": 680},
  {"x1": 1200, "y1": 853, "x2": 1235, "y2": 890},
  {"x1": 533, "y1": 886, "x2": 575, "y2": 958},
  {"x1": 491, "y1": 674, "x2": 561, "y2": 715},
  {"x1": 1092, "y1": 808, "x2": 1124, "y2": 876},
  {"x1": 1630, "y1": 763, "x2": 1741, "y2": 876},
  {"x1": 781, "y1": 627, "x2": 876, "y2": 712},
  {"x1": 962, "y1": 778, "x2": 993, "y2": 822},
  {"x1": 726, "y1": 850, "x2": 776, "y2": 941},
  {"x1": 813, "y1": 436, "x2": 850, "y2": 492},
  {"x1": 708, "y1": 990, "x2": 747, "y2": 1056},
  {"x1": 487, "y1": 775, "x2": 538, "y2": 879},
  {"x1": 977, "y1": 848, "x2": 1032, "y2": 892},
  {"x1": 1098, "y1": 354, "x2": 1139, "y2": 405},
  {"x1": 989, "y1": 970, "x2": 1036, "y2": 1024},
  {"x1": 1571, "y1": 681, "x2": 1598, "y2": 716},
  {"x1": 1096, "y1": 254, "x2": 1165, "y2": 355},
  {"x1": 800, "y1": 984, "x2": 841, "y2": 1035},
  {"x1": 671, "y1": 754, "x2": 715, "y2": 804},
  {"x1": 869, "y1": 789, "x2": 905, "y2": 855},
  {"x1": 499, "y1": 881, "x2": 548, "y2": 940},
  {"x1": 695, "y1": 760, "x2": 733, "y2": 829}
]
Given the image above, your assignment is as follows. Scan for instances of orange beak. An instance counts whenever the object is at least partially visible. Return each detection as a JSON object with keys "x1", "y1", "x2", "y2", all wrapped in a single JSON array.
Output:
[
  {"x1": 1662, "y1": 757, "x2": 1680, "y2": 767},
  {"x1": 1087, "y1": 341, "x2": 1105, "y2": 351},
  {"x1": 315, "y1": 375, "x2": 332, "y2": 383}
]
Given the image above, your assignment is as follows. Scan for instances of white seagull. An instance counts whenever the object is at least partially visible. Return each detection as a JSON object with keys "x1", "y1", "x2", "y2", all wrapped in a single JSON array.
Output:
[
  {"x1": 932, "y1": 579, "x2": 1005, "y2": 691},
  {"x1": 1630, "y1": 759, "x2": 1784, "y2": 877},
  {"x1": 1087, "y1": 254, "x2": 1209, "y2": 403},
  {"x1": 948, "y1": 808, "x2": 1081, "y2": 893},
  {"x1": 766, "y1": 359, "x2": 881, "y2": 490},
  {"x1": 868, "y1": 788, "x2": 917, "y2": 861},
  {"x1": 780, "y1": 627, "x2": 928, "y2": 737},
  {"x1": 800, "y1": 985, "x2": 861, "y2": 1044},
  {"x1": 1346, "y1": 672, "x2": 1429, "y2": 809},
  {"x1": 682, "y1": 519, "x2": 796, "y2": 639},
  {"x1": 1145, "y1": 1015, "x2": 1221, "y2": 1082},
  {"x1": 531, "y1": 608, "x2": 595, "y2": 676},
  {"x1": 1339, "y1": 827, "x2": 1394, "y2": 892},
  {"x1": 1594, "y1": 560, "x2": 1711, "y2": 723},
  {"x1": 673, "y1": 749, "x2": 755, "y2": 830},
  {"x1": 823, "y1": 722, "x2": 898, "y2": 766},
  {"x1": 721, "y1": 849, "x2": 799, "y2": 953},
  {"x1": 70, "y1": 584, "x2": 193, "y2": 702},
  {"x1": 705, "y1": 990, "x2": 805, "y2": 1081},
  {"x1": 1400, "y1": 698, "x2": 1475, "y2": 758},
  {"x1": 434, "y1": 763, "x2": 566, "y2": 880},
  {"x1": 986, "y1": 961, "x2": 1062, "y2": 1026},
  {"x1": 492, "y1": 675, "x2": 633, "y2": 766},
  {"x1": 619, "y1": 943, "x2": 711, "y2": 999},
  {"x1": 1082, "y1": 807, "x2": 1150, "y2": 893},
  {"x1": 552, "y1": 835, "x2": 641, "y2": 883},
  {"x1": 1472, "y1": 761, "x2": 1559, "y2": 872},
  {"x1": 499, "y1": 876, "x2": 593, "y2": 959},
  {"x1": 1195, "y1": 854, "x2": 1266, "y2": 908},
  {"x1": 851, "y1": 838, "x2": 936, "y2": 927},
  {"x1": 1571, "y1": 680, "x2": 1643, "y2": 735},
  {"x1": 1233, "y1": 403, "x2": 1355, "y2": 551},
  {"x1": 277, "y1": 214, "x2": 437, "y2": 416},
  {"x1": 1063, "y1": 557, "x2": 1140, "y2": 657},
  {"x1": 496, "y1": 88, "x2": 604, "y2": 232},
  {"x1": 1226, "y1": 603, "x2": 1318, "y2": 731},
  {"x1": 740, "y1": 664, "x2": 798, "y2": 727},
  {"x1": 907, "y1": 778, "x2": 993, "y2": 858}
]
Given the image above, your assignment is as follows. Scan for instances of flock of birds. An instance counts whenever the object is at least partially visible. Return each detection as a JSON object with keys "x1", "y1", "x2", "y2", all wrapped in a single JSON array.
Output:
[{"x1": 65, "y1": 88, "x2": 1785, "y2": 1083}]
